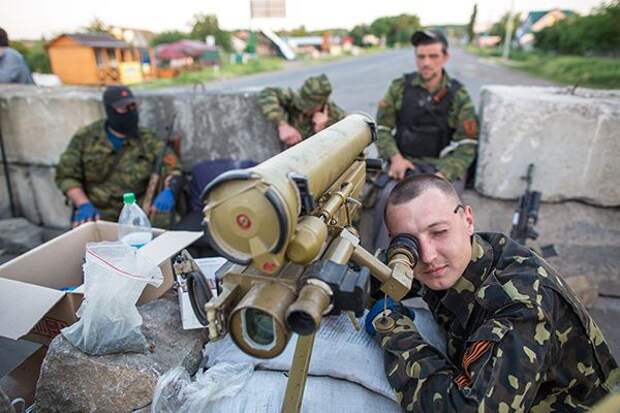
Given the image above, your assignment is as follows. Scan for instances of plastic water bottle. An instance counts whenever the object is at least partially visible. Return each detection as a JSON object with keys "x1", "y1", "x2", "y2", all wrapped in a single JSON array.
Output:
[{"x1": 118, "y1": 192, "x2": 153, "y2": 249}]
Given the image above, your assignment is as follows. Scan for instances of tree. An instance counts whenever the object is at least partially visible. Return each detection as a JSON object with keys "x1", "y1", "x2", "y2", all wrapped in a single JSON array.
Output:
[
  {"x1": 490, "y1": 12, "x2": 522, "y2": 42},
  {"x1": 189, "y1": 13, "x2": 232, "y2": 52},
  {"x1": 350, "y1": 24, "x2": 371, "y2": 47},
  {"x1": 535, "y1": 1, "x2": 620, "y2": 55},
  {"x1": 369, "y1": 14, "x2": 421, "y2": 47},
  {"x1": 83, "y1": 17, "x2": 110, "y2": 34},
  {"x1": 467, "y1": 4, "x2": 478, "y2": 44},
  {"x1": 9, "y1": 40, "x2": 51, "y2": 73},
  {"x1": 26, "y1": 40, "x2": 51, "y2": 73},
  {"x1": 150, "y1": 30, "x2": 188, "y2": 47}
]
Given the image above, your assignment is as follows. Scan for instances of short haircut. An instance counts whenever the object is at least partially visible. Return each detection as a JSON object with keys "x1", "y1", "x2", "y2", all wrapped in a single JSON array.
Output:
[
  {"x1": 385, "y1": 174, "x2": 461, "y2": 221},
  {"x1": 416, "y1": 38, "x2": 447, "y2": 55},
  {"x1": 0, "y1": 28, "x2": 8, "y2": 47}
]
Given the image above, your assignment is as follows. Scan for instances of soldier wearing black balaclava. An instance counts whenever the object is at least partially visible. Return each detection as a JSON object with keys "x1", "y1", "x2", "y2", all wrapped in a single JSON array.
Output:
[{"x1": 55, "y1": 86, "x2": 183, "y2": 227}]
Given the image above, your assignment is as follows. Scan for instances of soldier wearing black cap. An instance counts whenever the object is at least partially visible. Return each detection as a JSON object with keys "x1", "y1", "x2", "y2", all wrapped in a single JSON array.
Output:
[
  {"x1": 370, "y1": 30, "x2": 480, "y2": 250},
  {"x1": 55, "y1": 85, "x2": 182, "y2": 227}
]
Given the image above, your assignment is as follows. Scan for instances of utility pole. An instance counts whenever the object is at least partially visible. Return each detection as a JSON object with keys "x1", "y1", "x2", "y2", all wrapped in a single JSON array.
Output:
[{"x1": 502, "y1": 0, "x2": 515, "y2": 59}]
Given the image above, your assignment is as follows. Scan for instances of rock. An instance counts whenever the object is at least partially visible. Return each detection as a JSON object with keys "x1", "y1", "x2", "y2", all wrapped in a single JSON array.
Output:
[
  {"x1": 475, "y1": 86, "x2": 620, "y2": 207},
  {"x1": 0, "y1": 218, "x2": 43, "y2": 254},
  {"x1": 563, "y1": 275, "x2": 599, "y2": 309},
  {"x1": 34, "y1": 291, "x2": 207, "y2": 413}
]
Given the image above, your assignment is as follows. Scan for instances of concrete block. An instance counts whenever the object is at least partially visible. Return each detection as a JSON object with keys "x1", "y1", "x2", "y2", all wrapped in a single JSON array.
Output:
[
  {"x1": 475, "y1": 86, "x2": 620, "y2": 206},
  {"x1": 29, "y1": 166, "x2": 72, "y2": 229},
  {"x1": 0, "y1": 86, "x2": 103, "y2": 165},
  {"x1": 137, "y1": 90, "x2": 282, "y2": 169},
  {"x1": 0, "y1": 85, "x2": 282, "y2": 228},
  {"x1": 0, "y1": 165, "x2": 40, "y2": 224}
]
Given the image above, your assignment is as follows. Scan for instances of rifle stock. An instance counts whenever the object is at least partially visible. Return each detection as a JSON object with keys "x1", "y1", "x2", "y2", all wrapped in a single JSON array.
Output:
[{"x1": 141, "y1": 115, "x2": 180, "y2": 217}]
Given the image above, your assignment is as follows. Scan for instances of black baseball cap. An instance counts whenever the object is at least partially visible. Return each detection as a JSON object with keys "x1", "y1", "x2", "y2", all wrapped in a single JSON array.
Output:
[
  {"x1": 103, "y1": 85, "x2": 137, "y2": 109},
  {"x1": 410, "y1": 30, "x2": 448, "y2": 50}
]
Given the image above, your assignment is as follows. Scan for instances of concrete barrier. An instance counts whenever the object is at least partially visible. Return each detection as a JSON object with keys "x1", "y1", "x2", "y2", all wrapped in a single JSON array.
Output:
[
  {"x1": 0, "y1": 85, "x2": 281, "y2": 228},
  {"x1": 475, "y1": 86, "x2": 620, "y2": 207}
]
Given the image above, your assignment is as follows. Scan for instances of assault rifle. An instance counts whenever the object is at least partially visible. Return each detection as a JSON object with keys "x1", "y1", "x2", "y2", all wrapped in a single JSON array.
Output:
[
  {"x1": 142, "y1": 115, "x2": 181, "y2": 219},
  {"x1": 510, "y1": 164, "x2": 557, "y2": 258}
]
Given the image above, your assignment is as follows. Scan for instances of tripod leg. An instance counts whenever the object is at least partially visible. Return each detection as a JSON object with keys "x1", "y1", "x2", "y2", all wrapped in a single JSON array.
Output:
[{"x1": 281, "y1": 334, "x2": 316, "y2": 413}]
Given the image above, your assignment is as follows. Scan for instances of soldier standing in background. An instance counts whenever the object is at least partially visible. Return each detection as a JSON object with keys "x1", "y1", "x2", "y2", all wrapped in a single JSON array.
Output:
[
  {"x1": 371, "y1": 30, "x2": 479, "y2": 250},
  {"x1": 55, "y1": 86, "x2": 183, "y2": 227},
  {"x1": 258, "y1": 74, "x2": 346, "y2": 146},
  {"x1": 366, "y1": 174, "x2": 619, "y2": 412},
  {"x1": 0, "y1": 27, "x2": 34, "y2": 84}
]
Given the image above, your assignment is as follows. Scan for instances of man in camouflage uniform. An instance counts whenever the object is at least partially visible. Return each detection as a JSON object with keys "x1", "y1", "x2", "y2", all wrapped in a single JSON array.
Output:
[
  {"x1": 55, "y1": 86, "x2": 182, "y2": 227},
  {"x1": 376, "y1": 30, "x2": 478, "y2": 182},
  {"x1": 370, "y1": 30, "x2": 479, "y2": 251},
  {"x1": 257, "y1": 74, "x2": 346, "y2": 146},
  {"x1": 365, "y1": 174, "x2": 619, "y2": 412}
]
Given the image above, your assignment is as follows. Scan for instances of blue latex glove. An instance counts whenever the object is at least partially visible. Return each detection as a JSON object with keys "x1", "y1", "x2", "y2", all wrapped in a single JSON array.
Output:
[
  {"x1": 72, "y1": 202, "x2": 99, "y2": 225},
  {"x1": 364, "y1": 297, "x2": 414, "y2": 337},
  {"x1": 153, "y1": 188, "x2": 175, "y2": 212}
]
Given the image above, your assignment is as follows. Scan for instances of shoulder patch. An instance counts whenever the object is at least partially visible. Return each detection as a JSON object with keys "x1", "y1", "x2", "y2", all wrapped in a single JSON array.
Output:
[
  {"x1": 463, "y1": 119, "x2": 478, "y2": 139},
  {"x1": 162, "y1": 153, "x2": 177, "y2": 168},
  {"x1": 378, "y1": 99, "x2": 390, "y2": 109}
]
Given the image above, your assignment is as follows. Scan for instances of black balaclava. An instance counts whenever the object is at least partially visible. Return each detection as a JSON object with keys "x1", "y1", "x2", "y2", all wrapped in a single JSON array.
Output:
[{"x1": 105, "y1": 104, "x2": 139, "y2": 138}]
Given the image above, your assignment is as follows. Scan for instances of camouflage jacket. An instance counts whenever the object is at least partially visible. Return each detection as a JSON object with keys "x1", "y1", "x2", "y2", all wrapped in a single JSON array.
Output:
[
  {"x1": 377, "y1": 232, "x2": 619, "y2": 412},
  {"x1": 376, "y1": 71, "x2": 478, "y2": 181},
  {"x1": 257, "y1": 87, "x2": 346, "y2": 139},
  {"x1": 55, "y1": 119, "x2": 181, "y2": 221}
]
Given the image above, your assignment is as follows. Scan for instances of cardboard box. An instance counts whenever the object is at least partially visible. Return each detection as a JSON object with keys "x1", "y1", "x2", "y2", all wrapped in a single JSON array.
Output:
[{"x1": 0, "y1": 221, "x2": 201, "y2": 345}]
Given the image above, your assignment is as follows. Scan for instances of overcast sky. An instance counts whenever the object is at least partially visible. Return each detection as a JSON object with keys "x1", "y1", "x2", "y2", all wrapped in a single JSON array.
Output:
[{"x1": 2, "y1": 0, "x2": 604, "y2": 40}]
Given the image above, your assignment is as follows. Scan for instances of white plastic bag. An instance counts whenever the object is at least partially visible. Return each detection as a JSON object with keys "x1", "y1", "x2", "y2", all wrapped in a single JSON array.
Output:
[
  {"x1": 61, "y1": 241, "x2": 163, "y2": 355},
  {"x1": 151, "y1": 362, "x2": 254, "y2": 413}
]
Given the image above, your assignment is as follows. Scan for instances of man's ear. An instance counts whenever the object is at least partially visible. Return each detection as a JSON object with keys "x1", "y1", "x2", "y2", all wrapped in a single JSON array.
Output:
[{"x1": 464, "y1": 205, "x2": 474, "y2": 236}]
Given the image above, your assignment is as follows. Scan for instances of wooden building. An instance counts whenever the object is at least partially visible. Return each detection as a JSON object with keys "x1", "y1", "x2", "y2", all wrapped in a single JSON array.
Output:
[{"x1": 47, "y1": 33, "x2": 142, "y2": 85}]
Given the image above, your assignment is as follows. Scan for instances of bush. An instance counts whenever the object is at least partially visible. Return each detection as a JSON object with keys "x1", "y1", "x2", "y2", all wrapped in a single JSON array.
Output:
[
  {"x1": 535, "y1": 0, "x2": 620, "y2": 55},
  {"x1": 9, "y1": 40, "x2": 51, "y2": 73}
]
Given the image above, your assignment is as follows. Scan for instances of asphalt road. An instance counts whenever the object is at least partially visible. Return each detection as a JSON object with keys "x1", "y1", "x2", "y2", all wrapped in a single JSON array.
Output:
[{"x1": 167, "y1": 47, "x2": 556, "y2": 114}]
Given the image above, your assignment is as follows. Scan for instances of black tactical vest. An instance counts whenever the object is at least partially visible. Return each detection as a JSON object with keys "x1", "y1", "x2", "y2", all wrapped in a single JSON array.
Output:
[{"x1": 395, "y1": 72, "x2": 462, "y2": 158}]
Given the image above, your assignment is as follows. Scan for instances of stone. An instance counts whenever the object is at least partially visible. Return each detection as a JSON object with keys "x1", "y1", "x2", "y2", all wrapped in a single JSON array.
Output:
[
  {"x1": 475, "y1": 86, "x2": 620, "y2": 207},
  {"x1": 0, "y1": 218, "x2": 43, "y2": 254},
  {"x1": 34, "y1": 292, "x2": 207, "y2": 413}
]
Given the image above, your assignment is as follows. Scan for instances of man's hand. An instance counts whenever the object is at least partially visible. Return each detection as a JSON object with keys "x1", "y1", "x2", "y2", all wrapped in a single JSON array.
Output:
[
  {"x1": 72, "y1": 202, "x2": 100, "y2": 228},
  {"x1": 388, "y1": 153, "x2": 416, "y2": 180},
  {"x1": 152, "y1": 188, "x2": 175, "y2": 213},
  {"x1": 278, "y1": 121, "x2": 302, "y2": 146},
  {"x1": 312, "y1": 105, "x2": 329, "y2": 132}
]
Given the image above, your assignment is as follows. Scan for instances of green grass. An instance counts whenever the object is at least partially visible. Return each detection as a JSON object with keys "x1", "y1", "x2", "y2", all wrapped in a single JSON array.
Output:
[
  {"x1": 466, "y1": 46, "x2": 620, "y2": 89},
  {"x1": 136, "y1": 56, "x2": 284, "y2": 89}
]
